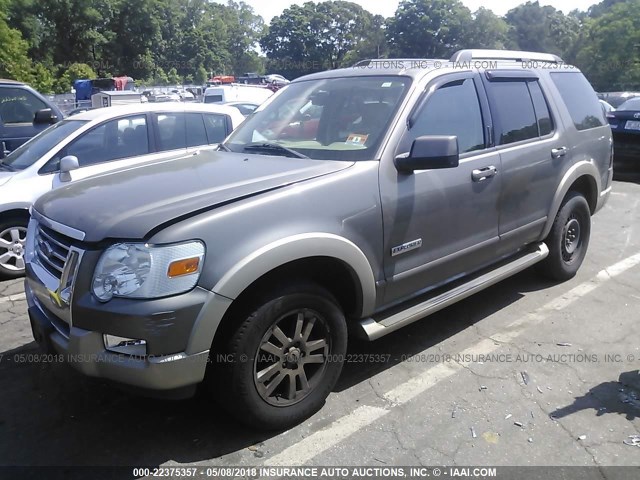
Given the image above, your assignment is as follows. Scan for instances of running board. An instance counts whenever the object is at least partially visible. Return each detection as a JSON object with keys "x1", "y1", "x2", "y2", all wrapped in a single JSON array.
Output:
[{"x1": 356, "y1": 242, "x2": 549, "y2": 341}]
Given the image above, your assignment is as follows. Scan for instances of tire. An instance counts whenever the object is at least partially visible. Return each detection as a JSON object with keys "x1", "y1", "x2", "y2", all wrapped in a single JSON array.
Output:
[
  {"x1": 0, "y1": 216, "x2": 29, "y2": 280},
  {"x1": 209, "y1": 284, "x2": 347, "y2": 430},
  {"x1": 539, "y1": 191, "x2": 591, "y2": 281}
]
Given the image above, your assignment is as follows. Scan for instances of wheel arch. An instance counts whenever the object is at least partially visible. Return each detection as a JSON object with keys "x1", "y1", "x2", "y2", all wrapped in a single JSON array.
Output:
[
  {"x1": 541, "y1": 161, "x2": 600, "y2": 240},
  {"x1": 185, "y1": 234, "x2": 377, "y2": 355},
  {"x1": 212, "y1": 233, "x2": 377, "y2": 317}
]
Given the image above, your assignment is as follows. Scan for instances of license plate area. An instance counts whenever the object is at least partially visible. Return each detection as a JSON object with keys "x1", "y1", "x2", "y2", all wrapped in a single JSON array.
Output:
[{"x1": 625, "y1": 120, "x2": 640, "y2": 131}]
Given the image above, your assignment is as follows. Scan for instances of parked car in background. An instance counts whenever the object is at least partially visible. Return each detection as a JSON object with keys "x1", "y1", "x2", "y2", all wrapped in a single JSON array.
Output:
[
  {"x1": 598, "y1": 91, "x2": 640, "y2": 109},
  {"x1": 263, "y1": 74, "x2": 290, "y2": 86},
  {"x1": 221, "y1": 101, "x2": 260, "y2": 116},
  {"x1": 203, "y1": 84, "x2": 274, "y2": 105},
  {"x1": 0, "y1": 79, "x2": 63, "y2": 158},
  {"x1": 607, "y1": 96, "x2": 640, "y2": 171},
  {"x1": 0, "y1": 102, "x2": 245, "y2": 278},
  {"x1": 599, "y1": 99, "x2": 615, "y2": 114}
]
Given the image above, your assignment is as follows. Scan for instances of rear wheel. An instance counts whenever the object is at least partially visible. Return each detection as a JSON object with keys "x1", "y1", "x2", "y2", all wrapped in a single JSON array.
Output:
[
  {"x1": 539, "y1": 191, "x2": 591, "y2": 281},
  {"x1": 0, "y1": 217, "x2": 28, "y2": 279},
  {"x1": 209, "y1": 284, "x2": 347, "y2": 430}
]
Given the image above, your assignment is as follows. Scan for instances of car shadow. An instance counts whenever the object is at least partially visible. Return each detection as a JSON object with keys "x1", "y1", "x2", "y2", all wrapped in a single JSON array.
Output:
[
  {"x1": 549, "y1": 370, "x2": 640, "y2": 421},
  {"x1": 0, "y1": 268, "x2": 556, "y2": 468}
]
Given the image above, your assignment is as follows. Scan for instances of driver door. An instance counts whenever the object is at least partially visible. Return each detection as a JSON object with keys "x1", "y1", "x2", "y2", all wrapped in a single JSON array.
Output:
[{"x1": 380, "y1": 72, "x2": 502, "y2": 304}]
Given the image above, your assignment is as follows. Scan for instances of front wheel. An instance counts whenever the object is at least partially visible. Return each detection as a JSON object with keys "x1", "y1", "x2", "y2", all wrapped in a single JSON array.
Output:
[
  {"x1": 539, "y1": 191, "x2": 591, "y2": 281},
  {"x1": 209, "y1": 285, "x2": 347, "y2": 430},
  {"x1": 0, "y1": 217, "x2": 29, "y2": 279}
]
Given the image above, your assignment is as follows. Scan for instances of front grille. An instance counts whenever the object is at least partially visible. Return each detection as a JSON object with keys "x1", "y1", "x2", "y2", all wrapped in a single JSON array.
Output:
[{"x1": 34, "y1": 224, "x2": 72, "y2": 279}]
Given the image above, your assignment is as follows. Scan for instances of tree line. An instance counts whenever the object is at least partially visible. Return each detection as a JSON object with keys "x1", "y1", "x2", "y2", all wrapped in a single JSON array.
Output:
[{"x1": 1, "y1": 0, "x2": 638, "y2": 94}]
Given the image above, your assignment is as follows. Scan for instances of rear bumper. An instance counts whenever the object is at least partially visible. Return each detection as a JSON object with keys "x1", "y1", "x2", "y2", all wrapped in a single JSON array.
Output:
[
  {"x1": 26, "y1": 280, "x2": 210, "y2": 392},
  {"x1": 612, "y1": 132, "x2": 640, "y2": 170}
]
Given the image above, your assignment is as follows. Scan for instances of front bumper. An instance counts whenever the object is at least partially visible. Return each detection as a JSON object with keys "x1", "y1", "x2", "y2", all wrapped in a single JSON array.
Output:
[{"x1": 25, "y1": 278, "x2": 212, "y2": 392}]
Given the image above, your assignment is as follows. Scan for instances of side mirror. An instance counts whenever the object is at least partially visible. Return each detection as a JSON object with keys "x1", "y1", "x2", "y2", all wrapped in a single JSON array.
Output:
[
  {"x1": 395, "y1": 135, "x2": 460, "y2": 173},
  {"x1": 58, "y1": 155, "x2": 79, "y2": 182},
  {"x1": 34, "y1": 108, "x2": 58, "y2": 125}
]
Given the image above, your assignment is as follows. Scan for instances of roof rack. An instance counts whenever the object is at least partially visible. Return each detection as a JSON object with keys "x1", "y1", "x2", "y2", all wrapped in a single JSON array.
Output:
[{"x1": 450, "y1": 49, "x2": 563, "y2": 64}]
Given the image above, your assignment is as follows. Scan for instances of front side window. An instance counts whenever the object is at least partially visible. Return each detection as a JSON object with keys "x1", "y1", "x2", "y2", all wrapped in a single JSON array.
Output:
[
  {"x1": 550, "y1": 72, "x2": 605, "y2": 131},
  {"x1": 224, "y1": 76, "x2": 411, "y2": 161},
  {"x1": 2, "y1": 120, "x2": 87, "y2": 171},
  {"x1": 65, "y1": 115, "x2": 149, "y2": 167},
  {"x1": 0, "y1": 87, "x2": 48, "y2": 124},
  {"x1": 401, "y1": 78, "x2": 485, "y2": 155}
]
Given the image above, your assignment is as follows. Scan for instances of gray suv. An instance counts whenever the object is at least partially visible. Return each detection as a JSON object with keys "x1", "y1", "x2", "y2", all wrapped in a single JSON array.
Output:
[{"x1": 24, "y1": 50, "x2": 613, "y2": 430}]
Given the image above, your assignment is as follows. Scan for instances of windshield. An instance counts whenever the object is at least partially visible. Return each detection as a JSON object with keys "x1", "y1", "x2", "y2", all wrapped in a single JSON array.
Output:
[
  {"x1": 617, "y1": 98, "x2": 640, "y2": 111},
  {"x1": 1, "y1": 120, "x2": 87, "y2": 170},
  {"x1": 223, "y1": 76, "x2": 411, "y2": 161}
]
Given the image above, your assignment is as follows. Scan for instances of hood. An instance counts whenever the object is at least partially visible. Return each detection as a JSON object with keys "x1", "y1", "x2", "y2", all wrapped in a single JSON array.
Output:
[
  {"x1": 34, "y1": 150, "x2": 353, "y2": 242},
  {"x1": 0, "y1": 170, "x2": 15, "y2": 187}
]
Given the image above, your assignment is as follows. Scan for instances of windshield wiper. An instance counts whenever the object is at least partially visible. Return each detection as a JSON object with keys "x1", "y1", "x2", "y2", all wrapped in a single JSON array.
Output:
[
  {"x1": 217, "y1": 143, "x2": 231, "y2": 152},
  {"x1": 243, "y1": 142, "x2": 309, "y2": 159},
  {"x1": 0, "y1": 161, "x2": 15, "y2": 172}
]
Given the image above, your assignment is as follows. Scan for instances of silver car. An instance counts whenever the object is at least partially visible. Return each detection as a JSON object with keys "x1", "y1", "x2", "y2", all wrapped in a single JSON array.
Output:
[
  {"x1": 25, "y1": 50, "x2": 612, "y2": 430},
  {"x1": 0, "y1": 102, "x2": 245, "y2": 278}
]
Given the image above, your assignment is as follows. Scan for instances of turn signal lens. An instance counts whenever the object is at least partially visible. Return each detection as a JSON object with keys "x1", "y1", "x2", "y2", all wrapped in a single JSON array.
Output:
[{"x1": 167, "y1": 257, "x2": 200, "y2": 278}]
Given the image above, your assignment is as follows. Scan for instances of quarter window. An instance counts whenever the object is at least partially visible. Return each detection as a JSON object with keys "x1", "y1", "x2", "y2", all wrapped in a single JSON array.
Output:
[
  {"x1": 403, "y1": 78, "x2": 485, "y2": 154},
  {"x1": 550, "y1": 72, "x2": 605, "y2": 131}
]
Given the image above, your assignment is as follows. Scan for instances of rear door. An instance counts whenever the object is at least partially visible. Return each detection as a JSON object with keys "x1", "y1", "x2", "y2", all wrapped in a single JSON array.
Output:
[{"x1": 481, "y1": 71, "x2": 567, "y2": 255}]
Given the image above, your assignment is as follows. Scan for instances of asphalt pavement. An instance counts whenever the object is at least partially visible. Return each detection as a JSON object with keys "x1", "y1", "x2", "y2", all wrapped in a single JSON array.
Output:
[{"x1": 1, "y1": 178, "x2": 639, "y2": 475}]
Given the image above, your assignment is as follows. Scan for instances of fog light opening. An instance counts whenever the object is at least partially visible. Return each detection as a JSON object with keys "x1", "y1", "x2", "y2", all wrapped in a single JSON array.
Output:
[{"x1": 103, "y1": 335, "x2": 147, "y2": 356}]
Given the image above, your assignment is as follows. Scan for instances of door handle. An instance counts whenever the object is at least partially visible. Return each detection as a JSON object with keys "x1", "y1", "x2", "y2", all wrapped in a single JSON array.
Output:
[
  {"x1": 551, "y1": 147, "x2": 567, "y2": 159},
  {"x1": 472, "y1": 166, "x2": 498, "y2": 182}
]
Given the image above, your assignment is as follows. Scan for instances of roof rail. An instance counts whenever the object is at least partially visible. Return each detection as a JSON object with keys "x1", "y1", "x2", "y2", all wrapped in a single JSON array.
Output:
[{"x1": 450, "y1": 49, "x2": 563, "y2": 64}]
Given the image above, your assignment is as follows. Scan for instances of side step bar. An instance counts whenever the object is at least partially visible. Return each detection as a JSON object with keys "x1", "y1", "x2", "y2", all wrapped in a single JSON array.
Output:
[{"x1": 356, "y1": 242, "x2": 549, "y2": 341}]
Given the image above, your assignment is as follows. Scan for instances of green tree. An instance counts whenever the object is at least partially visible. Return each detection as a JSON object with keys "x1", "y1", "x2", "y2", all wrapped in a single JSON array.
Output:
[
  {"x1": 261, "y1": 1, "x2": 375, "y2": 78},
  {"x1": 167, "y1": 67, "x2": 182, "y2": 85},
  {"x1": 574, "y1": 0, "x2": 640, "y2": 91},
  {"x1": 386, "y1": 0, "x2": 472, "y2": 58},
  {"x1": 194, "y1": 65, "x2": 209, "y2": 85},
  {"x1": 505, "y1": 1, "x2": 580, "y2": 57},
  {"x1": 467, "y1": 8, "x2": 512, "y2": 50},
  {"x1": 0, "y1": 0, "x2": 34, "y2": 82}
]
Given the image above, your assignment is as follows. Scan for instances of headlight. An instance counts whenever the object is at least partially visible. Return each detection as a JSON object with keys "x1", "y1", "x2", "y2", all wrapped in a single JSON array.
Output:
[
  {"x1": 24, "y1": 219, "x2": 38, "y2": 264},
  {"x1": 92, "y1": 241, "x2": 205, "y2": 302}
]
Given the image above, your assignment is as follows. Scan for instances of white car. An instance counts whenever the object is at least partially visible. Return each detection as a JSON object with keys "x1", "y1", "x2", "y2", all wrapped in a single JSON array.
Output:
[{"x1": 0, "y1": 102, "x2": 245, "y2": 278}]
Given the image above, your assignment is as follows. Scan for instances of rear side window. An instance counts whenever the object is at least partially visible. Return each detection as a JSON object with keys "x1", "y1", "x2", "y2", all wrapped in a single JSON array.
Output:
[
  {"x1": 0, "y1": 87, "x2": 48, "y2": 124},
  {"x1": 487, "y1": 81, "x2": 539, "y2": 145},
  {"x1": 155, "y1": 113, "x2": 186, "y2": 151},
  {"x1": 550, "y1": 72, "x2": 605, "y2": 131}
]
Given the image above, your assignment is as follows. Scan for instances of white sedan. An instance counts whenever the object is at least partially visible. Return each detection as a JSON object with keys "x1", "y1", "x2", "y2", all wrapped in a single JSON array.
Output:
[{"x1": 0, "y1": 102, "x2": 245, "y2": 278}]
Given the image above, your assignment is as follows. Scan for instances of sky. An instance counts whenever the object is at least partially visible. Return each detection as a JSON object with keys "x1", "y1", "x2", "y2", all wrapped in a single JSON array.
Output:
[{"x1": 217, "y1": 0, "x2": 599, "y2": 22}]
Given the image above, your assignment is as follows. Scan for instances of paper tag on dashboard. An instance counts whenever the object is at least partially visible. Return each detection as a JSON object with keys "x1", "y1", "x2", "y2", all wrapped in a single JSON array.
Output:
[{"x1": 346, "y1": 134, "x2": 369, "y2": 146}]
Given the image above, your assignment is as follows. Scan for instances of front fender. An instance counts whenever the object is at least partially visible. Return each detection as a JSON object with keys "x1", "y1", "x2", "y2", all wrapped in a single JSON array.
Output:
[
  {"x1": 540, "y1": 160, "x2": 601, "y2": 240},
  {"x1": 213, "y1": 232, "x2": 377, "y2": 315},
  {"x1": 184, "y1": 233, "x2": 377, "y2": 355}
]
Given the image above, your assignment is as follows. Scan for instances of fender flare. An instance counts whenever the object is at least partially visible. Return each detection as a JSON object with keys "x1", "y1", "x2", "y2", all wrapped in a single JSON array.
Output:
[
  {"x1": 213, "y1": 233, "x2": 377, "y2": 317},
  {"x1": 540, "y1": 160, "x2": 601, "y2": 240}
]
